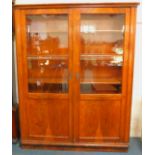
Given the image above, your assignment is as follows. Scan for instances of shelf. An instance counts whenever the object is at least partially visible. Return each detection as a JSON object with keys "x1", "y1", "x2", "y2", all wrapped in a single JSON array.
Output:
[
  {"x1": 27, "y1": 54, "x2": 122, "y2": 59},
  {"x1": 28, "y1": 77, "x2": 121, "y2": 85},
  {"x1": 80, "y1": 62, "x2": 122, "y2": 67},
  {"x1": 29, "y1": 78, "x2": 68, "y2": 84},
  {"x1": 29, "y1": 31, "x2": 67, "y2": 33},
  {"x1": 80, "y1": 77, "x2": 121, "y2": 85},
  {"x1": 80, "y1": 54, "x2": 123, "y2": 66},
  {"x1": 29, "y1": 30, "x2": 123, "y2": 34},
  {"x1": 81, "y1": 54, "x2": 123, "y2": 57},
  {"x1": 81, "y1": 29, "x2": 124, "y2": 33},
  {"x1": 27, "y1": 55, "x2": 68, "y2": 60}
]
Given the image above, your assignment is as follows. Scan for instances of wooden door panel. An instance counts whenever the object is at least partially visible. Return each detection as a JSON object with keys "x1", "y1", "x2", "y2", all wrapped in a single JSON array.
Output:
[
  {"x1": 78, "y1": 100, "x2": 121, "y2": 142},
  {"x1": 26, "y1": 99, "x2": 71, "y2": 142},
  {"x1": 15, "y1": 8, "x2": 73, "y2": 144},
  {"x1": 72, "y1": 8, "x2": 131, "y2": 145}
]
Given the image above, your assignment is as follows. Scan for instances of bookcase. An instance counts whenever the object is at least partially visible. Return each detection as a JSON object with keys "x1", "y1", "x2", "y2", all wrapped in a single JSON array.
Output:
[{"x1": 14, "y1": 2, "x2": 139, "y2": 151}]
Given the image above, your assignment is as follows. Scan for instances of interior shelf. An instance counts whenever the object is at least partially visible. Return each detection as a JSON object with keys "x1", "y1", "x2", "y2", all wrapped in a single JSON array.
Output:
[
  {"x1": 80, "y1": 77, "x2": 121, "y2": 84},
  {"x1": 80, "y1": 54, "x2": 123, "y2": 58},
  {"x1": 29, "y1": 30, "x2": 123, "y2": 34},
  {"x1": 29, "y1": 78, "x2": 68, "y2": 84},
  {"x1": 28, "y1": 77, "x2": 121, "y2": 85},
  {"x1": 29, "y1": 31, "x2": 67, "y2": 33},
  {"x1": 27, "y1": 54, "x2": 122, "y2": 59},
  {"x1": 81, "y1": 53, "x2": 123, "y2": 55},
  {"x1": 27, "y1": 55, "x2": 68, "y2": 60},
  {"x1": 81, "y1": 29, "x2": 124, "y2": 33}
]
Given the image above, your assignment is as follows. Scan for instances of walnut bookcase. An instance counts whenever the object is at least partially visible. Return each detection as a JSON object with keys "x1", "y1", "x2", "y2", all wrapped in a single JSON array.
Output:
[{"x1": 14, "y1": 2, "x2": 139, "y2": 152}]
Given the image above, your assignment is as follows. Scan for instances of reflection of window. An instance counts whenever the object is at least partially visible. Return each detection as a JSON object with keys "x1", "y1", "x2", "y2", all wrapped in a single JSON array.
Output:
[
  {"x1": 39, "y1": 33, "x2": 48, "y2": 40},
  {"x1": 111, "y1": 56, "x2": 123, "y2": 66},
  {"x1": 27, "y1": 15, "x2": 68, "y2": 55},
  {"x1": 81, "y1": 25, "x2": 96, "y2": 33}
]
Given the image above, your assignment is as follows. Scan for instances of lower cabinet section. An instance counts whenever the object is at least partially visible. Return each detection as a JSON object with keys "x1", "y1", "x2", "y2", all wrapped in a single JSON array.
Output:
[
  {"x1": 20, "y1": 99, "x2": 128, "y2": 152},
  {"x1": 78, "y1": 100, "x2": 121, "y2": 142},
  {"x1": 26, "y1": 99, "x2": 72, "y2": 143}
]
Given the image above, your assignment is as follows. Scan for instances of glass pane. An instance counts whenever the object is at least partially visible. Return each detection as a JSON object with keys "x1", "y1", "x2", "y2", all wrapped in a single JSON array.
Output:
[
  {"x1": 80, "y1": 14, "x2": 124, "y2": 94},
  {"x1": 26, "y1": 15, "x2": 69, "y2": 93}
]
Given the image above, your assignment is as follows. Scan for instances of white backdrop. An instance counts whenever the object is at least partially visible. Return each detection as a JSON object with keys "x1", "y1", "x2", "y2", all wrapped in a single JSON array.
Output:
[{"x1": 13, "y1": 0, "x2": 142, "y2": 137}]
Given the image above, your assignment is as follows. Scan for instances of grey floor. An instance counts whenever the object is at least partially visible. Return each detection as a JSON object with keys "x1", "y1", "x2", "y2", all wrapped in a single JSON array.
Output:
[{"x1": 12, "y1": 138, "x2": 142, "y2": 155}]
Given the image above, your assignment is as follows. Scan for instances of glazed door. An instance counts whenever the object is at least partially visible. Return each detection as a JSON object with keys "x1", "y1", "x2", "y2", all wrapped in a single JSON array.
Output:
[
  {"x1": 17, "y1": 9, "x2": 73, "y2": 144},
  {"x1": 73, "y1": 8, "x2": 130, "y2": 143}
]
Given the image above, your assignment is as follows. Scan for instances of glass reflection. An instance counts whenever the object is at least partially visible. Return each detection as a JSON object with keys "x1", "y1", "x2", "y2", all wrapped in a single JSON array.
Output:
[
  {"x1": 80, "y1": 14, "x2": 124, "y2": 94},
  {"x1": 26, "y1": 15, "x2": 68, "y2": 93}
]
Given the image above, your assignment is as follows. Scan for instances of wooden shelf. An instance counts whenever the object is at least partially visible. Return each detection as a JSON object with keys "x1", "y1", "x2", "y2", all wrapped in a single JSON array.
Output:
[
  {"x1": 80, "y1": 54, "x2": 123, "y2": 66},
  {"x1": 28, "y1": 77, "x2": 121, "y2": 85},
  {"x1": 80, "y1": 77, "x2": 121, "y2": 84},
  {"x1": 81, "y1": 54, "x2": 123, "y2": 59},
  {"x1": 81, "y1": 29, "x2": 124, "y2": 33},
  {"x1": 29, "y1": 78, "x2": 68, "y2": 84},
  {"x1": 27, "y1": 54, "x2": 122, "y2": 60},
  {"x1": 29, "y1": 31, "x2": 67, "y2": 33},
  {"x1": 27, "y1": 55, "x2": 68, "y2": 60}
]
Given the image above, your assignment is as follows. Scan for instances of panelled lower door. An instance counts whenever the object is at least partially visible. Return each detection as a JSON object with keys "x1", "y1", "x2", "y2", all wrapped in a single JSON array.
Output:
[
  {"x1": 73, "y1": 8, "x2": 130, "y2": 144},
  {"x1": 18, "y1": 9, "x2": 73, "y2": 144}
]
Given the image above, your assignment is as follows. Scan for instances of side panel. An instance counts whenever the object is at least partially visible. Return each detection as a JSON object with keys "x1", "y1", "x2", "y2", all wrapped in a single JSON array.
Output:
[{"x1": 15, "y1": 9, "x2": 29, "y2": 141}]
